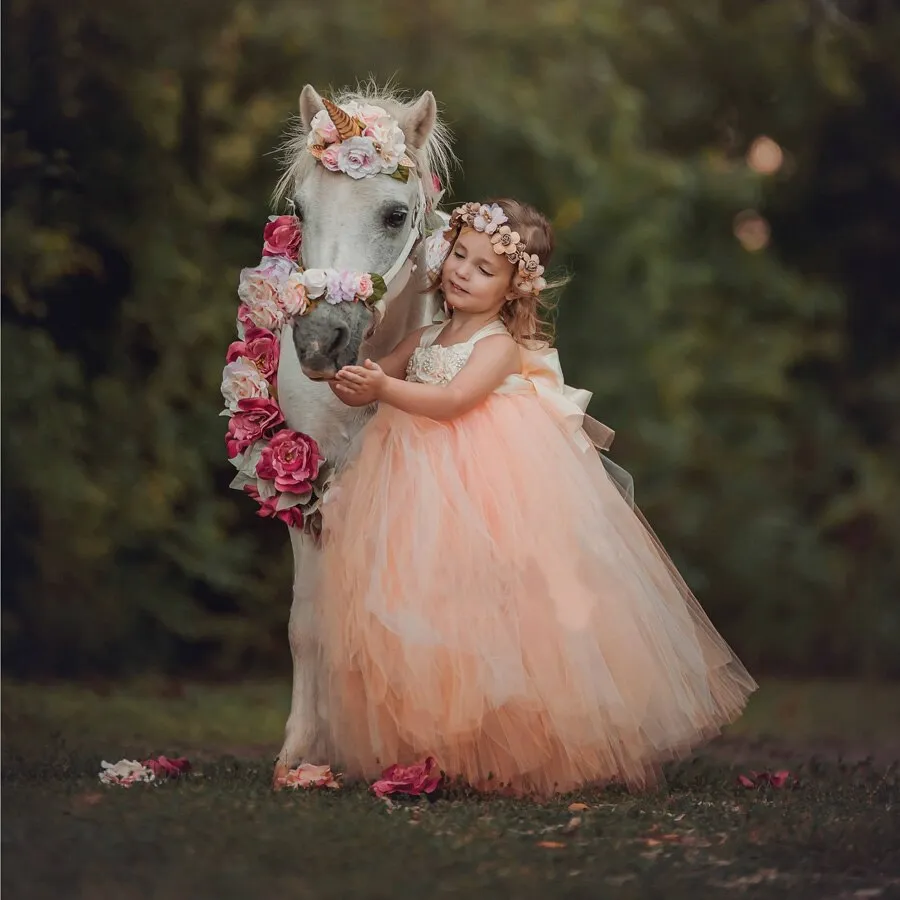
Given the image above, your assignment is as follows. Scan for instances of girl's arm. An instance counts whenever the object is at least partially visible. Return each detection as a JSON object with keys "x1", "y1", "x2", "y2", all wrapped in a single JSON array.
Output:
[
  {"x1": 376, "y1": 325, "x2": 429, "y2": 380},
  {"x1": 334, "y1": 335, "x2": 519, "y2": 420}
]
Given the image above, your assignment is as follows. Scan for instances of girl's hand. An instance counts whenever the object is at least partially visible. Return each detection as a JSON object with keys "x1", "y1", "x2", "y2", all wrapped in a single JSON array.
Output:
[{"x1": 332, "y1": 359, "x2": 386, "y2": 405}]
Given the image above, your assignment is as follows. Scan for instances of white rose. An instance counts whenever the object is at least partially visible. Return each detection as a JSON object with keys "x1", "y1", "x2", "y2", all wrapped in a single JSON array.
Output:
[
  {"x1": 221, "y1": 358, "x2": 269, "y2": 414},
  {"x1": 302, "y1": 268, "x2": 330, "y2": 299},
  {"x1": 366, "y1": 120, "x2": 407, "y2": 169},
  {"x1": 424, "y1": 230, "x2": 452, "y2": 279},
  {"x1": 336, "y1": 136, "x2": 383, "y2": 179}
]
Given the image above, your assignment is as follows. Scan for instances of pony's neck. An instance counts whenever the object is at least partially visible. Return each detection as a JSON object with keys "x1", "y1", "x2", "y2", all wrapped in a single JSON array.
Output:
[{"x1": 361, "y1": 244, "x2": 443, "y2": 359}]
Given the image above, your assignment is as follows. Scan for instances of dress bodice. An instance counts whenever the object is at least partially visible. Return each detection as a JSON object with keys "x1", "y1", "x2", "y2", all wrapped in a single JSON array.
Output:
[{"x1": 405, "y1": 320, "x2": 509, "y2": 385}]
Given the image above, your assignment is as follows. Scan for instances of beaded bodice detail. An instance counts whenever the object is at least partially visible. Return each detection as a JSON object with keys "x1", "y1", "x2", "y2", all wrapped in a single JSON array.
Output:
[{"x1": 405, "y1": 321, "x2": 508, "y2": 386}]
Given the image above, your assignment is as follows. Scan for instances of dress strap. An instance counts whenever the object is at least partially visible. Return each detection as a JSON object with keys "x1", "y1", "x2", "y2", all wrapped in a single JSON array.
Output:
[
  {"x1": 468, "y1": 319, "x2": 509, "y2": 344},
  {"x1": 418, "y1": 323, "x2": 445, "y2": 348}
]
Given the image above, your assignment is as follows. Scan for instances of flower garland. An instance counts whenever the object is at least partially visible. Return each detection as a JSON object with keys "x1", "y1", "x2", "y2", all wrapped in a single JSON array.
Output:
[{"x1": 222, "y1": 215, "x2": 388, "y2": 536}]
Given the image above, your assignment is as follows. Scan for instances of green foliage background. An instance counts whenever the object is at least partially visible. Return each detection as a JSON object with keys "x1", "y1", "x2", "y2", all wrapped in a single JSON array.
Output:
[{"x1": 3, "y1": 0, "x2": 898, "y2": 676}]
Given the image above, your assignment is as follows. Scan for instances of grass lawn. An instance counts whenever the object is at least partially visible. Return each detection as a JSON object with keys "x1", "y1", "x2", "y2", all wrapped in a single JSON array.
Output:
[{"x1": 2, "y1": 677, "x2": 898, "y2": 899}]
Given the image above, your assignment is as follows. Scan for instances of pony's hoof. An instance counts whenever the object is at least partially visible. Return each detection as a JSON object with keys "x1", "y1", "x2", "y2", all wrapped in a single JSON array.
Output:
[{"x1": 272, "y1": 762, "x2": 290, "y2": 791}]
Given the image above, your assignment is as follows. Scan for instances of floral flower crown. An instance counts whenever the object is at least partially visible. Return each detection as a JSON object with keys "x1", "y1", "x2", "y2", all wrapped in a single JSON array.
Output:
[
  {"x1": 306, "y1": 98, "x2": 416, "y2": 183},
  {"x1": 438, "y1": 202, "x2": 547, "y2": 296}
]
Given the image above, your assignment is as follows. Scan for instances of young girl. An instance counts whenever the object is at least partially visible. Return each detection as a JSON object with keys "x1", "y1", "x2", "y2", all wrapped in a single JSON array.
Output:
[{"x1": 320, "y1": 199, "x2": 757, "y2": 796}]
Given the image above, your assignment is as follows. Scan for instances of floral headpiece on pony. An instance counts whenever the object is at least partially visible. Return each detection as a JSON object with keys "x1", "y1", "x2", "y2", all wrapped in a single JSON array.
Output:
[
  {"x1": 425, "y1": 202, "x2": 547, "y2": 296},
  {"x1": 306, "y1": 98, "x2": 416, "y2": 183}
]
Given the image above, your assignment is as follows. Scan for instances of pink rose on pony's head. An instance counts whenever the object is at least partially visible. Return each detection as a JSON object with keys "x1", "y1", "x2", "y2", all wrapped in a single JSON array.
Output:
[
  {"x1": 255, "y1": 429, "x2": 323, "y2": 494},
  {"x1": 356, "y1": 273, "x2": 374, "y2": 300},
  {"x1": 371, "y1": 757, "x2": 442, "y2": 799},
  {"x1": 320, "y1": 146, "x2": 341, "y2": 172},
  {"x1": 356, "y1": 103, "x2": 388, "y2": 127},
  {"x1": 225, "y1": 397, "x2": 284, "y2": 458},
  {"x1": 262, "y1": 215, "x2": 301, "y2": 261},
  {"x1": 244, "y1": 485, "x2": 305, "y2": 528},
  {"x1": 337, "y1": 137, "x2": 382, "y2": 180},
  {"x1": 280, "y1": 273, "x2": 309, "y2": 317},
  {"x1": 308, "y1": 109, "x2": 339, "y2": 146},
  {"x1": 226, "y1": 326, "x2": 280, "y2": 382}
]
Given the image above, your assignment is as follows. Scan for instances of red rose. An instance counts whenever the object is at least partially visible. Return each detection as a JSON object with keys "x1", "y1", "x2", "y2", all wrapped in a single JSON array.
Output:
[
  {"x1": 225, "y1": 398, "x2": 284, "y2": 458},
  {"x1": 255, "y1": 429, "x2": 322, "y2": 494},
  {"x1": 226, "y1": 326, "x2": 280, "y2": 383},
  {"x1": 262, "y1": 215, "x2": 302, "y2": 261}
]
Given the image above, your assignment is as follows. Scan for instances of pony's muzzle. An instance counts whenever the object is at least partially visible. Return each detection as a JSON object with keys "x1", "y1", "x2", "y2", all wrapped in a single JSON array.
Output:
[{"x1": 293, "y1": 318, "x2": 351, "y2": 381}]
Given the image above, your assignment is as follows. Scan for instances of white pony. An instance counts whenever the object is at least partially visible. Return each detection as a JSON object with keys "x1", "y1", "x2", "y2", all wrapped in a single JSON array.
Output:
[{"x1": 270, "y1": 84, "x2": 454, "y2": 785}]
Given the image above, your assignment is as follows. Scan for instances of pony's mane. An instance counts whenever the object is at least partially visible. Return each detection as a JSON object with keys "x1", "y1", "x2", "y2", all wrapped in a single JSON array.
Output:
[{"x1": 273, "y1": 82, "x2": 456, "y2": 214}]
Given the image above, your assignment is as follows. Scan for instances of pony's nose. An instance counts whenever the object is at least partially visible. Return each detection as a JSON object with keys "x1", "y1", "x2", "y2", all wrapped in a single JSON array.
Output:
[{"x1": 296, "y1": 322, "x2": 350, "y2": 380}]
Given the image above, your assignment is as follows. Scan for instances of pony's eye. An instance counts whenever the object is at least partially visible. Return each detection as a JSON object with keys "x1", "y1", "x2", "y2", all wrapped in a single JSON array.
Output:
[{"x1": 384, "y1": 207, "x2": 408, "y2": 229}]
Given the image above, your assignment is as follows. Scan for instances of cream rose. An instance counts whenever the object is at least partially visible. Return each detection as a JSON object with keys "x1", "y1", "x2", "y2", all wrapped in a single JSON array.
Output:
[{"x1": 221, "y1": 358, "x2": 270, "y2": 414}]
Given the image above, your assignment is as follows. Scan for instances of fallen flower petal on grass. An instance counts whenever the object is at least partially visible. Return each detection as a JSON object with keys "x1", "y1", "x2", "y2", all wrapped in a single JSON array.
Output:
[
  {"x1": 737, "y1": 769, "x2": 798, "y2": 790},
  {"x1": 99, "y1": 759, "x2": 155, "y2": 787},
  {"x1": 143, "y1": 756, "x2": 191, "y2": 779},
  {"x1": 277, "y1": 763, "x2": 341, "y2": 790},
  {"x1": 567, "y1": 802, "x2": 590, "y2": 812},
  {"x1": 371, "y1": 757, "x2": 442, "y2": 798},
  {"x1": 536, "y1": 841, "x2": 566, "y2": 849}
]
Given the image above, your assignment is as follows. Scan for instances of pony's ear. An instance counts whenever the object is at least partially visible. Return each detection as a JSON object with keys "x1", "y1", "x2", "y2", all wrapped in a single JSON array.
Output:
[
  {"x1": 401, "y1": 91, "x2": 437, "y2": 150},
  {"x1": 299, "y1": 85, "x2": 325, "y2": 131}
]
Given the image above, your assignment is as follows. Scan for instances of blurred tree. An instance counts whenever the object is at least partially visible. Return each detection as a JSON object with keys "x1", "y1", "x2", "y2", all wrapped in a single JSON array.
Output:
[{"x1": 2, "y1": 0, "x2": 898, "y2": 675}]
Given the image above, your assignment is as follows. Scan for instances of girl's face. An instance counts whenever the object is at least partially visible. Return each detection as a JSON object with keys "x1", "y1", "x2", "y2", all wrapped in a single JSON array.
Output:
[{"x1": 441, "y1": 227, "x2": 515, "y2": 315}]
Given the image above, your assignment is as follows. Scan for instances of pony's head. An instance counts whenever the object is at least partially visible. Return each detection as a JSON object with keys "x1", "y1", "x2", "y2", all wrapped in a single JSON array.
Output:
[{"x1": 277, "y1": 84, "x2": 453, "y2": 379}]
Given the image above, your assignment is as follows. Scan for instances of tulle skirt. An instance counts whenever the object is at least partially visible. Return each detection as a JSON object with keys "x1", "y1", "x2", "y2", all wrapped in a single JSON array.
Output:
[{"x1": 316, "y1": 394, "x2": 757, "y2": 796}]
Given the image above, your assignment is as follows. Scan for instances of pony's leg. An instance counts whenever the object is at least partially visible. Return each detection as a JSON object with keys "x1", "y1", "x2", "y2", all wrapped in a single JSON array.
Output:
[{"x1": 273, "y1": 532, "x2": 323, "y2": 788}]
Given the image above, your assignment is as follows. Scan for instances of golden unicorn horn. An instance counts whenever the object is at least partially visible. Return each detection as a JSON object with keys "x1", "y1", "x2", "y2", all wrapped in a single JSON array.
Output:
[{"x1": 322, "y1": 97, "x2": 362, "y2": 141}]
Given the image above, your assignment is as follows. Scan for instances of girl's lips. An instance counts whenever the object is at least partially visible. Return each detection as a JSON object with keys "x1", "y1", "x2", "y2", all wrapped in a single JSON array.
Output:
[{"x1": 448, "y1": 280, "x2": 468, "y2": 294}]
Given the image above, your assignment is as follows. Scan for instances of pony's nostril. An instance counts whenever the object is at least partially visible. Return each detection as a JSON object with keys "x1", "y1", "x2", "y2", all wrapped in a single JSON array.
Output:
[{"x1": 328, "y1": 323, "x2": 350, "y2": 356}]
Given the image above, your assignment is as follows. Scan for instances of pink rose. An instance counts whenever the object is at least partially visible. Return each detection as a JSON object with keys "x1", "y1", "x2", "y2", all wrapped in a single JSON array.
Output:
[
  {"x1": 320, "y1": 146, "x2": 341, "y2": 172},
  {"x1": 142, "y1": 756, "x2": 191, "y2": 779},
  {"x1": 226, "y1": 398, "x2": 284, "y2": 458},
  {"x1": 339, "y1": 271, "x2": 362, "y2": 301},
  {"x1": 371, "y1": 757, "x2": 442, "y2": 799},
  {"x1": 262, "y1": 215, "x2": 301, "y2": 261},
  {"x1": 309, "y1": 109, "x2": 339, "y2": 146},
  {"x1": 244, "y1": 485, "x2": 305, "y2": 528},
  {"x1": 238, "y1": 257, "x2": 294, "y2": 330},
  {"x1": 275, "y1": 763, "x2": 340, "y2": 790},
  {"x1": 356, "y1": 273, "x2": 374, "y2": 300},
  {"x1": 280, "y1": 273, "x2": 309, "y2": 317},
  {"x1": 226, "y1": 326, "x2": 280, "y2": 382},
  {"x1": 255, "y1": 429, "x2": 322, "y2": 494}
]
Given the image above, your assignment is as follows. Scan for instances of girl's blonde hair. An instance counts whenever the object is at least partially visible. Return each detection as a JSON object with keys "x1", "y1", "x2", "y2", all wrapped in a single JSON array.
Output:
[
  {"x1": 489, "y1": 198, "x2": 560, "y2": 347},
  {"x1": 431, "y1": 198, "x2": 563, "y2": 347}
]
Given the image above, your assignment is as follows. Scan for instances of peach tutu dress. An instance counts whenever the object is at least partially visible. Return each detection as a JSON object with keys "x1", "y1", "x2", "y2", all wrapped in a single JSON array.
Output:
[{"x1": 316, "y1": 320, "x2": 757, "y2": 796}]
